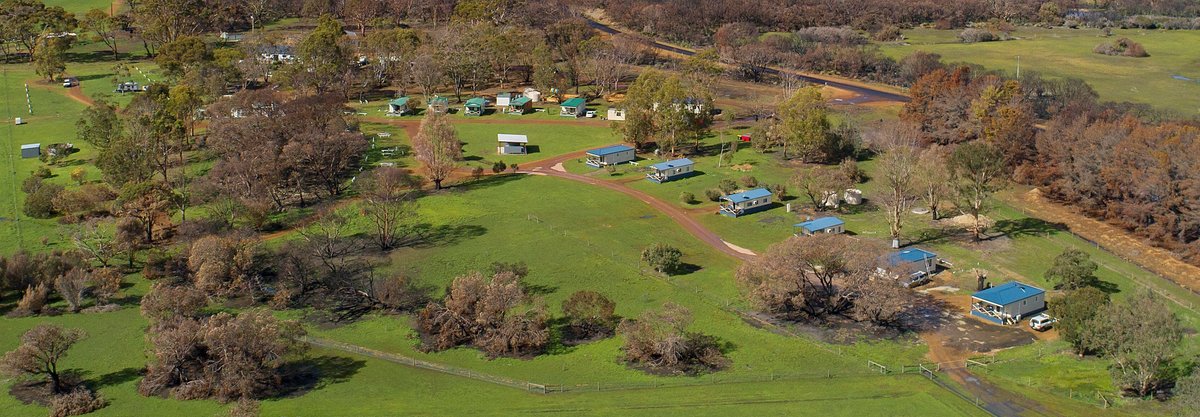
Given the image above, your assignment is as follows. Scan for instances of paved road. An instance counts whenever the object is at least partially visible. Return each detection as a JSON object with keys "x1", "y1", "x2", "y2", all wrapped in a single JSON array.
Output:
[{"x1": 584, "y1": 18, "x2": 911, "y2": 104}]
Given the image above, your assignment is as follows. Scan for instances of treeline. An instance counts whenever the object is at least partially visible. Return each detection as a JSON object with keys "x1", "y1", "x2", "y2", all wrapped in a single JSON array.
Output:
[
  {"x1": 602, "y1": 0, "x2": 1200, "y2": 44},
  {"x1": 898, "y1": 64, "x2": 1200, "y2": 265}
]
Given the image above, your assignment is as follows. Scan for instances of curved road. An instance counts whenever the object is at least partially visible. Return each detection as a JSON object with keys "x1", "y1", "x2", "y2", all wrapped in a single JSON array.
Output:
[
  {"x1": 584, "y1": 18, "x2": 911, "y2": 104},
  {"x1": 520, "y1": 150, "x2": 757, "y2": 262}
]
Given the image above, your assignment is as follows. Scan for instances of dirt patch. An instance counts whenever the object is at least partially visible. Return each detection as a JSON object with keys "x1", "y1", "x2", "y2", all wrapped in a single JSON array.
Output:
[{"x1": 938, "y1": 313, "x2": 1035, "y2": 353}]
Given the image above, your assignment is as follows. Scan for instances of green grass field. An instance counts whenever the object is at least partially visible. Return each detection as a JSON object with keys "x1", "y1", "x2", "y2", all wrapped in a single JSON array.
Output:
[{"x1": 878, "y1": 27, "x2": 1200, "y2": 114}]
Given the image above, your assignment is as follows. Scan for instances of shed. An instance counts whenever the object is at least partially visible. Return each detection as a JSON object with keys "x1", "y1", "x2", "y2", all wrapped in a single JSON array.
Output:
[
  {"x1": 971, "y1": 282, "x2": 1046, "y2": 325},
  {"x1": 646, "y1": 158, "x2": 695, "y2": 183},
  {"x1": 886, "y1": 248, "x2": 938, "y2": 277},
  {"x1": 505, "y1": 97, "x2": 532, "y2": 115},
  {"x1": 585, "y1": 145, "x2": 635, "y2": 167},
  {"x1": 720, "y1": 188, "x2": 773, "y2": 217},
  {"x1": 428, "y1": 96, "x2": 450, "y2": 114},
  {"x1": 20, "y1": 143, "x2": 39, "y2": 159},
  {"x1": 607, "y1": 108, "x2": 626, "y2": 121},
  {"x1": 523, "y1": 88, "x2": 541, "y2": 102},
  {"x1": 496, "y1": 92, "x2": 512, "y2": 107},
  {"x1": 464, "y1": 97, "x2": 487, "y2": 116},
  {"x1": 387, "y1": 97, "x2": 411, "y2": 115},
  {"x1": 794, "y1": 217, "x2": 845, "y2": 235},
  {"x1": 560, "y1": 97, "x2": 586, "y2": 117},
  {"x1": 497, "y1": 134, "x2": 529, "y2": 155}
]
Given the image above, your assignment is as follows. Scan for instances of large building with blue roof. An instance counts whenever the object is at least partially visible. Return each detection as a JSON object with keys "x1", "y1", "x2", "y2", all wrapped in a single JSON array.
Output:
[
  {"x1": 970, "y1": 281, "x2": 1046, "y2": 325},
  {"x1": 585, "y1": 145, "x2": 636, "y2": 167},
  {"x1": 719, "y1": 188, "x2": 773, "y2": 217},
  {"x1": 646, "y1": 158, "x2": 695, "y2": 183}
]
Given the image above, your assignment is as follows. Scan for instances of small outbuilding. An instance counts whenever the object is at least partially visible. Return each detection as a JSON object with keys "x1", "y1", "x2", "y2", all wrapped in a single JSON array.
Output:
[
  {"x1": 794, "y1": 216, "x2": 845, "y2": 235},
  {"x1": 719, "y1": 188, "x2": 773, "y2": 217},
  {"x1": 387, "y1": 97, "x2": 411, "y2": 115},
  {"x1": 464, "y1": 97, "x2": 487, "y2": 116},
  {"x1": 428, "y1": 96, "x2": 450, "y2": 114},
  {"x1": 607, "y1": 108, "x2": 626, "y2": 121},
  {"x1": 496, "y1": 92, "x2": 512, "y2": 107},
  {"x1": 971, "y1": 281, "x2": 1046, "y2": 325},
  {"x1": 497, "y1": 134, "x2": 529, "y2": 155},
  {"x1": 505, "y1": 97, "x2": 532, "y2": 115},
  {"x1": 559, "y1": 97, "x2": 586, "y2": 117},
  {"x1": 20, "y1": 143, "x2": 40, "y2": 159},
  {"x1": 646, "y1": 158, "x2": 695, "y2": 183},
  {"x1": 585, "y1": 145, "x2": 636, "y2": 167},
  {"x1": 887, "y1": 248, "x2": 939, "y2": 277}
]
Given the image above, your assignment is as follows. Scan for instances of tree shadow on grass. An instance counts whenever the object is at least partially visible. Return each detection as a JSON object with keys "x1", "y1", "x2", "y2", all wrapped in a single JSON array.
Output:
[
  {"x1": 670, "y1": 263, "x2": 703, "y2": 276},
  {"x1": 87, "y1": 367, "x2": 143, "y2": 390},
  {"x1": 401, "y1": 223, "x2": 487, "y2": 248},
  {"x1": 449, "y1": 172, "x2": 527, "y2": 192},
  {"x1": 989, "y1": 217, "x2": 1067, "y2": 240},
  {"x1": 275, "y1": 356, "x2": 366, "y2": 398}
]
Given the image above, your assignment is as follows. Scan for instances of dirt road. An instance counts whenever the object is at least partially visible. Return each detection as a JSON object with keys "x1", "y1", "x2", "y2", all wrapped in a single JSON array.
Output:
[
  {"x1": 520, "y1": 151, "x2": 757, "y2": 261},
  {"x1": 582, "y1": 13, "x2": 909, "y2": 105}
]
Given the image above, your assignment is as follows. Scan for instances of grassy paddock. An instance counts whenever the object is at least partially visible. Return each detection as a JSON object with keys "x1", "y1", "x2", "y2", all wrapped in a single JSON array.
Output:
[{"x1": 878, "y1": 27, "x2": 1200, "y2": 114}]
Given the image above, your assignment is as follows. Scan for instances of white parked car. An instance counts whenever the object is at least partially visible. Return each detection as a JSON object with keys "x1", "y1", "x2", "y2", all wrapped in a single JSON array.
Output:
[{"x1": 1029, "y1": 313, "x2": 1057, "y2": 331}]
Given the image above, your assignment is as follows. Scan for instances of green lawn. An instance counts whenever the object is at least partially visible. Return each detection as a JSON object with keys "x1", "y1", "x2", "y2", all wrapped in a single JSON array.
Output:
[
  {"x1": 452, "y1": 123, "x2": 619, "y2": 166},
  {"x1": 44, "y1": 0, "x2": 117, "y2": 15},
  {"x1": 295, "y1": 174, "x2": 932, "y2": 387},
  {"x1": 878, "y1": 27, "x2": 1200, "y2": 114}
]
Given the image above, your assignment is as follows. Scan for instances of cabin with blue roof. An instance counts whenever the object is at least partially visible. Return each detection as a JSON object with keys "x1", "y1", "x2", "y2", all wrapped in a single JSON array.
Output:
[
  {"x1": 719, "y1": 188, "x2": 773, "y2": 217},
  {"x1": 970, "y1": 281, "x2": 1046, "y2": 325},
  {"x1": 646, "y1": 158, "x2": 695, "y2": 183},
  {"x1": 585, "y1": 145, "x2": 636, "y2": 167},
  {"x1": 887, "y1": 248, "x2": 939, "y2": 276},
  {"x1": 794, "y1": 216, "x2": 844, "y2": 235}
]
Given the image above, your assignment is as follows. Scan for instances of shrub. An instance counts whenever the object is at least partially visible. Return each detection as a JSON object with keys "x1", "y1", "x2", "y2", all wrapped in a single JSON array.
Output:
[
  {"x1": 872, "y1": 25, "x2": 903, "y2": 42},
  {"x1": 704, "y1": 189, "x2": 723, "y2": 202},
  {"x1": 717, "y1": 179, "x2": 738, "y2": 194},
  {"x1": 509, "y1": 163, "x2": 519, "y2": 172},
  {"x1": 793, "y1": 26, "x2": 867, "y2": 45},
  {"x1": 958, "y1": 28, "x2": 999, "y2": 43},
  {"x1": 1093, "y1": 38, "x2": 1148, "y2": 57},
  {"x1": 21, "y1": 176, "x2": 43, "y2": 194},
  {"x1": 13, "y1": 283, "x2": 50, "y2": 316},
  {"x1": 765, "y1": 183, "x2": 787, "y2": 199},
  {"x1": 562, "y1": 290, "x2": 617, "y2": 341},
  {"x1": 470, "y1": 166, "x2": 484, "y2": 180},
  {"x1": 373, "y1": 275, "x2": 428, "y2": 311},
  {"x1": 605, "y1": 164, "x2": 617, "y2": 175},
  {"x1": 69, "y1": 168, "x2": 87, "y2": 185},
  {"x1": 34, "y1": 166, "x2": 53, "y2": 178},
  {"x1": 49, "y1": 388, "x2": 107, "y2": 417},
  {"x1": 24, "y1": 182, "x2": 63, "y2": 218},
  {"x1": 641, "y1": 243, "x2": 682, "y2": 275},
  {"x1": 679, "y1": 191, "x2": 695, "y2": 204},
  {"x1": 839, "y1": 158, "x2": 864, "y2": 183},
  {"x1": 492, "y1": 160, "x2": 507, "y2": 173},
  {"x1": 739, "y1": 175, "x2": 758, "y2": 188},
  {"x1": 618, "y1": 303, "x2": 729, "y2": 375}
]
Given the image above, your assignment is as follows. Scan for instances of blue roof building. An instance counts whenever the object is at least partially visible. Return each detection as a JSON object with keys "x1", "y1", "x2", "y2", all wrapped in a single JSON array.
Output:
[
  {"x1": 647, "y1": 158, "x2": 696, "y2": 183},
  {"x1": 794, "y1": 216, "x2": 845, "y2": 235},
  {"x1": 971, "y1": 281, "x2": 1046, "y2": 325},
  {"x1": 885, "y1": 248, "x2": 939, "y2": 278},
  {"x1": 719, "y1": 188, "x2": 773, "y2": 217},
  {"x1": 585, "y1": 145, "x2": 636, "y2": 167}
]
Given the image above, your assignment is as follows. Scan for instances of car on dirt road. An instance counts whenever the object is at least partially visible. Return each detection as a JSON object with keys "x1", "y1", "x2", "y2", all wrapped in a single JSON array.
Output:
[
  {"x1": 1029, "y1": 313, "x2": 1057, "y2": 331},
  {"x1": 900, "y1": 270, "x2": 930, "y2": 288},
  {"x1": 62, "y1": 77, "x2": 77, "y2": 88}
]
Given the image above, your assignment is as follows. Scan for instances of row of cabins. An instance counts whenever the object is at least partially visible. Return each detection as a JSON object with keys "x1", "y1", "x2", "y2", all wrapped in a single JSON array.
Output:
[{"x1": 384, "y1": 91, "x2": 579, "y2": 117}]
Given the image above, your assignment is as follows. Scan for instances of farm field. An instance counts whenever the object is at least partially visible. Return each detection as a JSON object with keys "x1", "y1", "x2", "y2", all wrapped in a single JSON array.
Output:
[{"x1": 878, "y1": 27, "x2": 1200, "y2": 114}]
